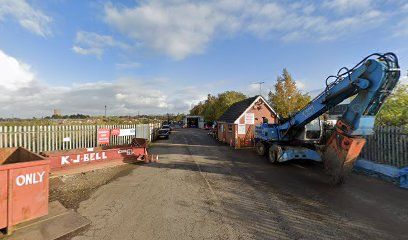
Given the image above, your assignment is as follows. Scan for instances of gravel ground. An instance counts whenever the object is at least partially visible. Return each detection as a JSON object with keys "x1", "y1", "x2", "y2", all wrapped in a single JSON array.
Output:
[
  {"x1": 55, "y1": 128, "x2": 408, "y2": 240},
  {"x1": 50, "y1": 164, "x2": 138, "y2": 210}
]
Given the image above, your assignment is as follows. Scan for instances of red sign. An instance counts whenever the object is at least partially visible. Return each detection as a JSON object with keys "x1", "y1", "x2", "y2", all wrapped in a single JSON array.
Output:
[
  {"x1": 111, "y1": 128, "x2": 120, "y2": 136},
  {"x1": 97, "y1": 128, "x2": 110, "y2": 145}
]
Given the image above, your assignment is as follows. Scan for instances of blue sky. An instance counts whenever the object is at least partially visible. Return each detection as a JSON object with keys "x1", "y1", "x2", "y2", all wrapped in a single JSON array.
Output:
[{"x1": 0, "y1": 0, "x2": 407, "y2": 117}]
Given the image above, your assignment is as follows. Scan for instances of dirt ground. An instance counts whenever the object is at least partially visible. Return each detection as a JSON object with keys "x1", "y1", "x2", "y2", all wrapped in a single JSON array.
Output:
[
  {"x1": 55, "y1": 128, "x2": 408, "y2": 240},
  {"x1": 50, "y1": 164, "x2": 138, "y2": 210}
]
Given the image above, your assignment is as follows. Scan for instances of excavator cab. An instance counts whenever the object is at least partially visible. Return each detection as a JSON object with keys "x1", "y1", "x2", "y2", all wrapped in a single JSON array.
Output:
[{"x1": 295, "y1": 118, "x2": 323, "y2": 142}]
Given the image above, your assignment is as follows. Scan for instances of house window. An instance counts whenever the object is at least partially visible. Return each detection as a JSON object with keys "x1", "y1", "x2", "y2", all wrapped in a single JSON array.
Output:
[{"x1": 228, "y1": 124, "x2": 233, "y2": 132}]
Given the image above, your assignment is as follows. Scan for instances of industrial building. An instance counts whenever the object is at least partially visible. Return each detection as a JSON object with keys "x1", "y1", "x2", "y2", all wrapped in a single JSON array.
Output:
[{"x1": 183, "y1": 116, "x2": 204, "y2": 128}]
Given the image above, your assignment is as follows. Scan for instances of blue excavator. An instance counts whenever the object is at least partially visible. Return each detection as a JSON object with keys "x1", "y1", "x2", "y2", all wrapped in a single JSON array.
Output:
[{"x1": 254, "y1": 53, "x2": 401, "y2": 183}]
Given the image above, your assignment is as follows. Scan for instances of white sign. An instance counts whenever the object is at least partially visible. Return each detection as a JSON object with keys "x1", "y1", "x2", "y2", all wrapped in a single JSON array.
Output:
[
  {"x1": 245, "y1": 113, "x2": 255, "y2": 124},
  {"x1": 238, "y1": 124, "x2": 246, "y2": 134},
  {"x1": 15, "y1": 171, "x2": 45, "y2": 187},
  {"x1": 118, "y1": 149, "x2": 133, "y2": 155},
  {"x1": 119, "y1": 128, "x2": 136, "y2": 136},
  {"x1": 63, "y1": 137, "x2": 71, "y2": 142},
  {"x1": 61, "y1": 152, "x2": 108, "y2": 165}
]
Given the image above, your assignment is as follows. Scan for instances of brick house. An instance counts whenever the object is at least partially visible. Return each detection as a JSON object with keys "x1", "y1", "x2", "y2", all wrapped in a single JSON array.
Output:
[{"x1": 217, "y1": 95, "x2": 278, "y2": 148}]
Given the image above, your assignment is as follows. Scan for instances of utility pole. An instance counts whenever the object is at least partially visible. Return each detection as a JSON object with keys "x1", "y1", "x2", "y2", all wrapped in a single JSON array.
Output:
[
  {"x1": 104, "y1": 105, "x2": 107, "y2": 118},
  {"x1": 252, "y1": 81, "x2": 265, "y2": 97}
]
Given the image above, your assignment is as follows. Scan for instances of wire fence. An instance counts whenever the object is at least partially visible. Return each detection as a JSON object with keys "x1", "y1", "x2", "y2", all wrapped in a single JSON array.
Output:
[
  {"x1": 361, "y1": 126, "x2": 408, "y2": 168},
  {"x1": 0, "y1": 123, "x2": 161, "y2": 153}
]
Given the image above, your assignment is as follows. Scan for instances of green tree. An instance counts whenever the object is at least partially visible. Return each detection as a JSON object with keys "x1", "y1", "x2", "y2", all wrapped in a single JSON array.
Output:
[
  {"x1": 174, "y1": 113, "x2": 186, "y2": 122},
  {"x1": 376, "y1": 85, "x2": 408, "y2": 127},
  {"x1": 213, "y1": 91, "x2": 246, "y2": 120},
  {"x1": 190, "y1": 102, "x2": 204, "y2": 116},
  {"x1": 202, "y1": 94, "x2": 217, "y2": 121},
  {"x1": 268, "y1": 69, "x2": 311, "y2": 118},
  {"x1": 189, "y1": 91, "x2": 247, "y2": 121}
]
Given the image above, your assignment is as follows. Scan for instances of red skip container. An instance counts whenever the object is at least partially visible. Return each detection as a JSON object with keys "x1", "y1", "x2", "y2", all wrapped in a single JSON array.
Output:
[
  {"x1": 0, "y1": 147, "x2": 50, "y2": 234},
  {"x1": 41, "y1": 138, "x2": 151, "y2": 173}
]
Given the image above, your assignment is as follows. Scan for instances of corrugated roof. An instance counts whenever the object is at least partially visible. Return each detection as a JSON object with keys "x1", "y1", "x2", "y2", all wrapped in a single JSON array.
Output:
[{"x1": 217, "y1": 95, "x2": 260, "y2": 123}]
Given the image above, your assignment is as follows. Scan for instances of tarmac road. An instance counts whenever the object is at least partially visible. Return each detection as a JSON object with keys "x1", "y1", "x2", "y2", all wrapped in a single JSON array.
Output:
[{"x1": 70, "y1": 128, "x2": 408, "y2": 240}]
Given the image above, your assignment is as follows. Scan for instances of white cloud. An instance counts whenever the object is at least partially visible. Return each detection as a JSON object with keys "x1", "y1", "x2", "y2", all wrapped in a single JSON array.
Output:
[
  {"x1": 0, "y1": 0, "x2": 52, "y2": 37},
  {"x1": 322, "y1": 0, "x2": 373, "y2": 14},
  {"x1": 403, "y1": 3, "x2": 408, "y2": 12},
  {"x1": 0, "y1": 49, "x2": 36, "y2": 91},
  {"x1": 104, "y1": 1, "x2": 222, "y2": 60},
  {"x1": 115, "y1": 62, "x2": 141, "y2": 69},
  {"x1": 72, "y1": 31, "x2": 129, "y2": 58},
  {"x1": 103, "y1": 0, "x2": 393, "y2": 60},
  {"x1": 72, "y1": 46, "x2": 103, "y2": 57},
  {"x1": 394, "y1": 17, "x2": 408, "y2": 37},
  {"x1": 295, "y1": 81, "x2": 306, "y2": 91},
  {"x1": 0, "y1": 49, "x2": 209, "y2": 117}
]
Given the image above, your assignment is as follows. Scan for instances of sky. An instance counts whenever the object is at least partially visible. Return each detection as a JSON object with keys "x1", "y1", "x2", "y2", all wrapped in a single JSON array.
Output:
[{"x1": 0, "y1": 0, "x2": 407, "y2": 118}]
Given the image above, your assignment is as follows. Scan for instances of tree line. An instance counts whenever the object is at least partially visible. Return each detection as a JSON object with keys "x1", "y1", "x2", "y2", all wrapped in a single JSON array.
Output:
[
  {"x1": 190, "y1": 69, "x2": 310, "y2": 121},
  {"x1": 45, "y1": 114, "x2": 90, "y2": 119},
  {"x1": 376, "y1": 85, "x2": 407, "y2": 127},
  {"x1": 190, "y1": 91, "x2": 247, "y2": 122},
  {"x1": 190, "y1": 68, "x2": 407, "y2": 127}
]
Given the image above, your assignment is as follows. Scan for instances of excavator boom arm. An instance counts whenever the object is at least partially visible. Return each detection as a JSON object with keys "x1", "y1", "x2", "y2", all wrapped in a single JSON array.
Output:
[
  {"x1": 277, "y1": 53, "x2": 400, "y2": 138},
  {"x1": 254, "y1": 53, "x2": 400, "y2": 184}
]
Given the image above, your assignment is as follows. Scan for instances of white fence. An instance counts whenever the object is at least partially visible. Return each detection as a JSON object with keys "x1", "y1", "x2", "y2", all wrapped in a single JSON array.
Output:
[{"x1": 0, "y1": 123, "x2": 161, "y2": 153}]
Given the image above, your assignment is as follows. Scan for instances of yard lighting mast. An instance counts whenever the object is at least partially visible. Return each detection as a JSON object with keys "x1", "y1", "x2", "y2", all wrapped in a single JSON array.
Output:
[{"x1": 252, "y1": 81, "x2": 265, "y2": 97}]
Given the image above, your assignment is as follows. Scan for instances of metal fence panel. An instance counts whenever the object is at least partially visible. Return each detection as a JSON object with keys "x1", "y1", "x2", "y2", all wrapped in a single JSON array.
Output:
[
  {"x1": 0, "y1": 123, "x2": 160, "y2": 153},
  {"x1": 361, "y1": 126, "x2": 408, "y2": 168}
]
